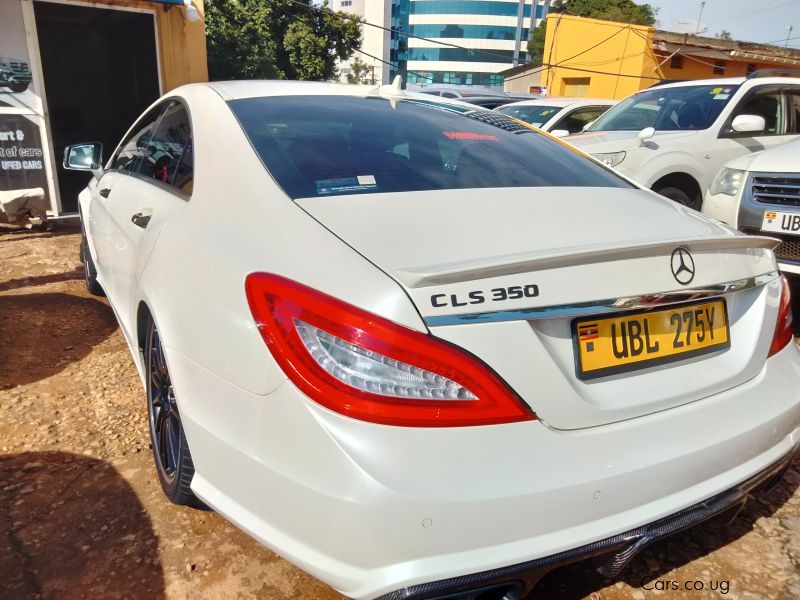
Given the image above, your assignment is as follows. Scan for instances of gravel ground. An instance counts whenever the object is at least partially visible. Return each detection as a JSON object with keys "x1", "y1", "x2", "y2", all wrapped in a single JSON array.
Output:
[{"x1": 1, "y1": 223, "x2": 798, "y2": 600}]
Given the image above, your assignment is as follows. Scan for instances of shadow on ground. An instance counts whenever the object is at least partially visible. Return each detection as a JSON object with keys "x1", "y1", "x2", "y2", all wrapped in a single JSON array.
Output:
[
  {"x1": 0, "y1": 451, "x2": 164, "y2": 599},
  {"x1": 0, "y1": 292, "x2": 117, "y2": 390},
  {"x1": 0, "y1": 269, "x2": 83, "y2": 293},
  {"x1": 533, "y1": 457, "x2": 800, "y2": 598}
]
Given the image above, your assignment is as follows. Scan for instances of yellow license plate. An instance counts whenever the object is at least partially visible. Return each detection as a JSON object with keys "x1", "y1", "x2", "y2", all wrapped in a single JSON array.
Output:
[{"x1": 573, "y1": 299, "x2": 730, "y2": 380}]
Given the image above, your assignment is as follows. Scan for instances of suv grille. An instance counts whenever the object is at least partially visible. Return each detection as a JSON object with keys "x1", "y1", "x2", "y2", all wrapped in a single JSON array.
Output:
[
  {"x1": 741, "y1": 227, "x2": 800, "y2": 263},
  {"x1": 751, "y1": 176, "x2": 800, "y2": 207}
]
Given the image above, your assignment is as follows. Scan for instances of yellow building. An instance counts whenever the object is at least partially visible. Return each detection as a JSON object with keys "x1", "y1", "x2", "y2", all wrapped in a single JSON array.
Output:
[
  {"x1": 536, "y1": 13, "x2": 800, "y2": 100},
  {"x1": 1, "y1": 0, "x2": 208, "y2": 215}
]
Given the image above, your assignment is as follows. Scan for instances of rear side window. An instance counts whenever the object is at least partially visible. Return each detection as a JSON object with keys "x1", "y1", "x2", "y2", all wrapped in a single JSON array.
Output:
[
  {"x1": 110, "y1": 105, "x2": 165, "y2": 172},
  {"x1": 140, "y1": 102, "x2": 194, "y2": 194},
  {"x1": 230, "y1": 95, "x2": 631, "y2": 199}
]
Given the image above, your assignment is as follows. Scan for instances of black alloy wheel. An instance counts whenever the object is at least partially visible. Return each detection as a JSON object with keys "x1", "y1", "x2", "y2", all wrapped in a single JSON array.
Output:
[{"x1": 146, "y1": 319, "x2": 200, "y2": 506}]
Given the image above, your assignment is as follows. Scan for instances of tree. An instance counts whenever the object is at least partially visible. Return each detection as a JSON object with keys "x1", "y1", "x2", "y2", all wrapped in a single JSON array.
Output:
[
  {"x1": 527, "y1": 0, "x2": 658, "y2": 62},
  {"x1": 345, "y1": 57, "x2": 375, "y2": 84},
  {"x1": 716, "y1": 30, "x2": 733, "y2": 41},
  {"x1": 204, "y1": 0, "x2": 362, "y2": 81}
]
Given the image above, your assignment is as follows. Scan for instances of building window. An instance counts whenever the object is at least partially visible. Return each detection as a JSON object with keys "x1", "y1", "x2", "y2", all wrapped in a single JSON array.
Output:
[
  {"x1": 713, "y1": 60, "x2": 725, "y2": 75},
  {"x1": 562, "y1": 77, "x2": 591, "y2": 97},
  {"x1": 409, "y1": 1, "x2": 534, "y2": 17},
  {"x1": 670, "y1": 55, "x2": 683, "y2": 69},
  {"x1": 406, "y1": 47, "x2": 515, "y2": 64},
  {"x1": 406, "y1": 71, "x2": 505, "y2": 88},
  {"x1": 341, "y1": 0, "x2": 352, "y2": 5},
  {"x1": 409, "y1": 24, "x2": 528, "y2": 40}
]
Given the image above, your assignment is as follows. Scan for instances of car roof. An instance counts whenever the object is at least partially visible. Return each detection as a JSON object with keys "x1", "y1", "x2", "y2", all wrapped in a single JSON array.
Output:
[
  {"x1": 500, "y1": 97, "x2": 616, "y2": 108},
  {"x1": 203, "y1": 80, "x2": 382, "y2": 101},
  {"x1": 195, "y1": 80, "x2": 490, "y2": 114},
  {"x1": 640, "y1": 76, "x2": 800, "y2": 90}
]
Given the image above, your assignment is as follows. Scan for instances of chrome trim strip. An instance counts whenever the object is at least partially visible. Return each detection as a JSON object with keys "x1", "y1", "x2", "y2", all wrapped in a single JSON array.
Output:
[{"x1": 424, "y1": 271, "x2": 781, "y2": 327}]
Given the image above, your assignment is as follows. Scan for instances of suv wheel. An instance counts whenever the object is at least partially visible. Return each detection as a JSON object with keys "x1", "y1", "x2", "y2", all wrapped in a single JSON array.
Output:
[{"x1": 654, "y1": 185, "x2": 698, "y2": 210}]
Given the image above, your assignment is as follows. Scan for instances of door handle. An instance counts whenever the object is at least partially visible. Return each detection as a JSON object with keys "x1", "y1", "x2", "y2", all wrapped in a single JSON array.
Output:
[
  {"x1": 99, "y1": 188, "x2": 111, "y2": 198},
  {"x1": 131, "y1": 212, "x2": 152, "y2": 229}
]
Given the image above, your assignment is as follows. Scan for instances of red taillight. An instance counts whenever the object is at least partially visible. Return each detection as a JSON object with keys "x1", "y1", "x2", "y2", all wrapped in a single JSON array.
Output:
[
  {"x1": 245, "y1": 273, "x2": 535, "y2": 427},
  {"x1": 769, "y1": 275, "x2": 794, "y2": 357}
]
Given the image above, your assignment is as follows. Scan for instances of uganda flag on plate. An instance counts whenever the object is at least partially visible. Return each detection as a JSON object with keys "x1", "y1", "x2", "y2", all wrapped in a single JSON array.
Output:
[
  {"x1": 578, "y1": 323, "x2": 598, "y2": 352},
  {"x1": 765, "y1": 211, "x2": 777, "y2": 224}
]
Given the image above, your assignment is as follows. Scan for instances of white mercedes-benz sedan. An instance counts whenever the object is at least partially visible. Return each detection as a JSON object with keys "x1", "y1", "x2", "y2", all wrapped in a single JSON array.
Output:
[{"x1": 64, "y1": 80, "x2": 800, "y2": 600}]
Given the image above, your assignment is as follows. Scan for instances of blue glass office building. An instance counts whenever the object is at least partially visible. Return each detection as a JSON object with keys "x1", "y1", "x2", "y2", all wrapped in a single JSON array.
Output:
[{"x1": 389, "y1": 0, "x2": 550, "y2": 88}]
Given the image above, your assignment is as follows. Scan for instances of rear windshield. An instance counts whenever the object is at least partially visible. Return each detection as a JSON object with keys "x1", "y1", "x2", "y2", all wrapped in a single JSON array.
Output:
[
  {"x1": 495, "y1": 104, "x2": 562, "y2": 127},
  {"x1": 588, "y1": 84, "x2": 740, "y2": 132},
  {"x1": 230, "y1": 95, "x2": 631, "y2": 199}
]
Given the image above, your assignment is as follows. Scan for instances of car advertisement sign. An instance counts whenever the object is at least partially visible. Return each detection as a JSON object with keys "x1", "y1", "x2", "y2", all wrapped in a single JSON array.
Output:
[{"x1": 0, "y1": 0, "x2": 51, "y2": 217}]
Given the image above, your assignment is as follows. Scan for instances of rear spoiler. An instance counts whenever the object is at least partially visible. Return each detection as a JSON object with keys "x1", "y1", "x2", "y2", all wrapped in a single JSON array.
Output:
[{"x1": 395, "y1": 235, "x2": 779, "y2": 288}]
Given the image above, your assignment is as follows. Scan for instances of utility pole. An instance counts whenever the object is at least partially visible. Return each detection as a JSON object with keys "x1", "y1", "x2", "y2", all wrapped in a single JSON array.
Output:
[
  {"x1": 512, "y1": 0, "x2": 526, "y2": 66},
  {"x1": 695, "y1": 1, "x2": 706, "y2": 34},
  {"x1": 786, "y1": 25, "x2": 795, "y2": 49}
]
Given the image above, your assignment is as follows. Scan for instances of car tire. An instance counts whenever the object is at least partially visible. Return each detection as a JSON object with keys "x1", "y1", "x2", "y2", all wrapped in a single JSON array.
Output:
[
  {"x1": 654, "y1": 185, "x2": 698, "y2": 210},
  {"x1": 145, "y1": 319, "x2": 202, "y2": 507},
  {"x1": 9, "y1": 82, "x2": 28, "y2": 93},
  {"x1": 81, "y1": 232, "x2": 105, "y2": 296}
]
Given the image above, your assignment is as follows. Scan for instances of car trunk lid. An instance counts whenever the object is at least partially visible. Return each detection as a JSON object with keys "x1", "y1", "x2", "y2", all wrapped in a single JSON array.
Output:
[{"x1": 297, "y1": 187, "x2": 780, "y2": 429}]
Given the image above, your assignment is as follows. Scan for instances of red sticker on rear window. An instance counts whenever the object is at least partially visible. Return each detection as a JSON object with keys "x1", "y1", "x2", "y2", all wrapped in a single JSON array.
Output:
[{"x1": 442, "y1": 131, "x2": 499, "y2": 141}]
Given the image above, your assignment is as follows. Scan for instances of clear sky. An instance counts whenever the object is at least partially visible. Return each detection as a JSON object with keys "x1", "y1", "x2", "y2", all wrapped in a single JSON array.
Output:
[{"x1": 645, "y1": 0, "x2": 800, "y2": 47}]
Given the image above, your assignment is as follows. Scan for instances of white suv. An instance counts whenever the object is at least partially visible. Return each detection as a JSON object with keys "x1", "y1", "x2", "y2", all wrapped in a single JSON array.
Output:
[
  {"x1": 567, "y1": 74, "x2": 800, "y2": 209},
  {"x1": 703, "y1": 138, "x2": 800, "y2": 275}
]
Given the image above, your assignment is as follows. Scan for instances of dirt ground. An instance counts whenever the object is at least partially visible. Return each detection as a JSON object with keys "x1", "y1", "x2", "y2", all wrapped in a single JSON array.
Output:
[{"x1": 1, "y1": 223, "x2": 799, "y2": 600}]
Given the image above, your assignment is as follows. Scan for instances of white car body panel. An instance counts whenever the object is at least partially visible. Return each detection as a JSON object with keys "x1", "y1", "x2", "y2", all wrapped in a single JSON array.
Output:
[
  {"x1": 495, "y1": 97, "x2": 617, "y2": 132},
  {"x1": 567, "y1": 77, "x2": 800, "y2": 195},
  {"x1": 75, "y1": 81, "x2": 800, "y2": 599},
  {"x1": 703, "y1": 139, "x2": 800, "y2": 275}
]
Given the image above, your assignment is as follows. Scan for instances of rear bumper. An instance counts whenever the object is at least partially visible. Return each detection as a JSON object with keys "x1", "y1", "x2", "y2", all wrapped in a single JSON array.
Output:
[
  {"x1": 377, "y1": 445, "x2": 799, "y2": 600},
  {"x1": 172, "y1": 340, "x2": 800, "y2": 600}
]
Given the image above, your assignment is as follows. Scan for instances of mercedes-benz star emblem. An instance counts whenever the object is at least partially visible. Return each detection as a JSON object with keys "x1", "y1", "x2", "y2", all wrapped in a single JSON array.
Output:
[{"x1": 670, "y1": 248, "x2": 695, "y2": 285}]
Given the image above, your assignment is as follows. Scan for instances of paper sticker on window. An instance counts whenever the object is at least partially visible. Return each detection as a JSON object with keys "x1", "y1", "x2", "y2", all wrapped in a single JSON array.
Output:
[
  {"x1": 713, "y1": 93, "x2": 730, "y2": 100},
  {"x1": 442, "y1": 131, "x2": 499, "y2": 141},
  {"x1": 711, "y1": 87, "x2": 723, "y2": 94},
  {"x1": 316, "y1": 177, "x2": 378, "y2": 195}
]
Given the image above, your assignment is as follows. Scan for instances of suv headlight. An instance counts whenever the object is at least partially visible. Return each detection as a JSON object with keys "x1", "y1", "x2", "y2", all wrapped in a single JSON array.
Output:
[
  {"x1": 591, "y1": 151, "x2": 626, "y2": 168},
  {"x1": 710, "y1": 168, "x2": 745, "y2": 196}
]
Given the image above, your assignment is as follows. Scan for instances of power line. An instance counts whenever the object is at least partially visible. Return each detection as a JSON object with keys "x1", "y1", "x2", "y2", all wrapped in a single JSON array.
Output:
[
  {"x1": 277, "y1": 4, "x2": 507, "y2": 86},
  {"x1": 275, "y1": 0, "x2": 531, "y2": 62}
]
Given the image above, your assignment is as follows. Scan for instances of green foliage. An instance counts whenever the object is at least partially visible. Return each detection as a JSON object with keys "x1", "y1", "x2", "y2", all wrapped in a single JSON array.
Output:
[
  {"x1": 526, "y1": 21, "x2": 548, "y2": 64},
  {"x1": 716, "y1": 30, "x2": 733, "y2": 41},
  {"x1": 345, "y1": 57, "x2": 375, "y2": 84},
  {"x1": 560, "y1": 0, "x2": 657, "y2": 26},
  {"x1": 528, "y1": 0, "x2": 658, "y2": 62},
  {"x1": 204, "y1": 0, "x2": 362, "y2": 81}
]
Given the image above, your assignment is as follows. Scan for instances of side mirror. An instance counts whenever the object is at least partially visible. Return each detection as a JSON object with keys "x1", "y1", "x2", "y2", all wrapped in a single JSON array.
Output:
[
  {"x1": 731, "y1": 114, "x2": 766, "y2": 133},
  {"x1": 550, "y1": 129, "x2": 570, "y2": 138},
  {"x1": 63, "y1": 142, "x2": 104, "y2": 178},
  {"x1": 638, "y1": 126, "x2": 655, "y2": 145}
]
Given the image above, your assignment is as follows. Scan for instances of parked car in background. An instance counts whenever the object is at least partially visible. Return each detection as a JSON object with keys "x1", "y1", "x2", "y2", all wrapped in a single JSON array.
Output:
[
  {"x1": 566, "y1": 74, "x2": 800, "y2": 209},
  {"x1": 455, "y1": 94, "x2": 538, "y2": 109},
  {"x1": 413, "y1": 85, "x2": 536, "y2": 102},
  {"x1": 64, "y1": 80, "x2": 799, "y2": 600},
  {"x1": 495, "y1": 98, "x2": 617, "y2": 135},
  {"x1": 703, "y1": 139, "x2": 800, "y2": 276},
  {"x1": 0, "y1": 57, "x2": 32, "y2": 93}
]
